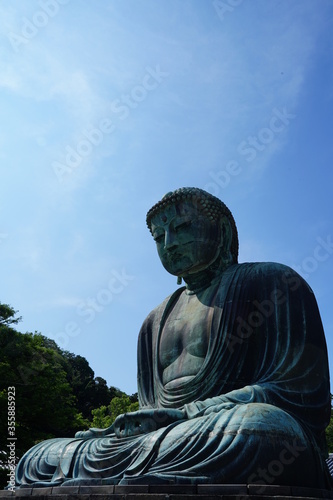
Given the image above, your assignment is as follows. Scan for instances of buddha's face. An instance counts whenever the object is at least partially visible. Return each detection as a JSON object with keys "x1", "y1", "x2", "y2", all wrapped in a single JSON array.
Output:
[{"x1": 150, "y1": 201, "x2": 222, "y2": 277}]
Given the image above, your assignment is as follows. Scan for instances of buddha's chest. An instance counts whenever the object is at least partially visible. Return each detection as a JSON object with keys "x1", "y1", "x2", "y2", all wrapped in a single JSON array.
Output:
[{"x1": 158, "y1": 291, "x2": 214, "y2": 370}]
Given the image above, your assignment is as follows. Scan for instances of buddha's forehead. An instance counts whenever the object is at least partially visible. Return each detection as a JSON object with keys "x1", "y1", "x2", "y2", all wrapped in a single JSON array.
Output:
[{"x1": 151, "y1": 200, "x2": 201, "y2": 227}]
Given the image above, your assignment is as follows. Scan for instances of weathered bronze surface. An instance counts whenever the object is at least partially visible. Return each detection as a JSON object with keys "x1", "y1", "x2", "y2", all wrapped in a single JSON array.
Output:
[{"x1": 13, "y1": 187, "x2": 331, "y2": 488}]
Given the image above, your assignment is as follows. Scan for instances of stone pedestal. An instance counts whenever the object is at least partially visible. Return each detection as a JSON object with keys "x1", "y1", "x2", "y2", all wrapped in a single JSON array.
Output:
[{"x1": 1, "y1": 484, "x2": 333, "y2": 499}]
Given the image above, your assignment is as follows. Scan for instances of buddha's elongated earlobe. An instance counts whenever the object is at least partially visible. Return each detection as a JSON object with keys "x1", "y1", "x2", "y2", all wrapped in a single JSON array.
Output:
[{"x1": 177, "y1": 276, "x2": 182, "y2": 285}]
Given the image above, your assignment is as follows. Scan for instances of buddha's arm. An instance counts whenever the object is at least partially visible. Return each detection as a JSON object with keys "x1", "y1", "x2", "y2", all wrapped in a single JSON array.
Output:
[
  {"x1": 113, "y1": 385, "x2": 265, "y2": 435},
  {"x1": 113, "y1": 408, "x2": 186, "y2": 438},
  {"x1": 184, "y1": 385, "x2": 267, "y2": 419},
  {"x1": 74, "y1": 409, "x2": 186, "y2": 440},
  {"x1": 75, "y1": 424, "x2": 115, "y2": 439},
  {"x1": 75, "y1": 389, "x2": 186, "y2": 440}
]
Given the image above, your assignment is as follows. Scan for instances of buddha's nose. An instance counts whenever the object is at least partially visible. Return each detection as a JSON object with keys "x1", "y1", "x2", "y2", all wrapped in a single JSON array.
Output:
[{"x1": 164, "y1": 230, "x2": 178, "y2": 249}]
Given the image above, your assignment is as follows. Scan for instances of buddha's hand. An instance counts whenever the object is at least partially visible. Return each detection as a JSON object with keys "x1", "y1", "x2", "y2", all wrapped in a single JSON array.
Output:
[
  {"x1": 113, "y1": 408, "x2": 186, "y2": 438},
  {"x1": 203, "y1": 402, "x2": 236, "y2": 415},
  {"x1": 75, "y1": 425, "x2": 114, "y2": 439}
]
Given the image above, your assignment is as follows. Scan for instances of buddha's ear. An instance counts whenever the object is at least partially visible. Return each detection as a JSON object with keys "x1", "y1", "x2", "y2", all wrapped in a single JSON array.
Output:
[{"x1": 220, "y1": 216, "x2": 233, "y2": 261}]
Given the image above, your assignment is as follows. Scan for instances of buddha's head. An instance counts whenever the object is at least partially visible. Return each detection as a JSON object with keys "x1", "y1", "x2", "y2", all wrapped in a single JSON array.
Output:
[{"x1": 146, "y1": 187, "x2": 238, "y2": 279}]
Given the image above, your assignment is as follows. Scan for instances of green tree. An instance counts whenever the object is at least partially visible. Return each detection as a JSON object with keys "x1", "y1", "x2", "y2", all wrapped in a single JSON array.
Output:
[
  {"x1": 0, "y1": 302, "x2": 137, "y2": 488},
  {"x1": 0, "y1": 305, "x2": 92, "y2": 457},
  {"x1": 0, "y1": 303, "x2": 22, "y2": 326},
  {"x1": 63, "y1": 353, "x2": 113, "y2": 419},
  {"x1": 0, "y1": 329, "x2": 87, "y2": 456},
  {"x1": 91, "y1": 394, "x2": 139, "y2": 428},
  {"x1": 0, "y1": 308, "x2": 85, "y2": 488}
]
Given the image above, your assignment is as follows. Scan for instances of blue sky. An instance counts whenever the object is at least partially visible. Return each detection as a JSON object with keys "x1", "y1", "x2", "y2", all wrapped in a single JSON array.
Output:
[{"x1": 0, "y1": 0, "x2": 332, "y2": 395}]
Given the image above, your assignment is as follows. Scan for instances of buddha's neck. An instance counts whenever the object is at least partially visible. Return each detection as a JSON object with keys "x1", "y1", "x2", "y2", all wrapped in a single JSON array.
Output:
[{"x1": 183, "y1": 261, "x2": 231, "y2": 294}]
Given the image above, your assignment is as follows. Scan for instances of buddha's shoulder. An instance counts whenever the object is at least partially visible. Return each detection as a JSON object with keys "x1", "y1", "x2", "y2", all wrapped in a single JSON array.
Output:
[
  {"x1": 234, "y1": 261, "x2": 306, "y2": 291},
  {"x1": 237, "y1": 261, "x2": 297, "y2": 275}
]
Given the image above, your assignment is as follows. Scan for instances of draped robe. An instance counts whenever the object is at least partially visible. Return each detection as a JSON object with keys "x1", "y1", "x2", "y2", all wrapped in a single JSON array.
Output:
[{"x1": 15, "y1": 262, "x2": 331, "y2": 488}]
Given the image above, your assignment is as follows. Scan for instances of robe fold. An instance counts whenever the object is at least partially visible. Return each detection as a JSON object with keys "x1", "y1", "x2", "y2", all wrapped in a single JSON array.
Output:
[{"x1": 15, "y1": 263, "x2": 331, "y2": 488}]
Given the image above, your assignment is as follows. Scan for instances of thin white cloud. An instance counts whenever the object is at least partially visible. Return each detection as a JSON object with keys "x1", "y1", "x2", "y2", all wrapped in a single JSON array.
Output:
[{"x1": 39, "y1": 295, "x2": 82, "y2": 309}]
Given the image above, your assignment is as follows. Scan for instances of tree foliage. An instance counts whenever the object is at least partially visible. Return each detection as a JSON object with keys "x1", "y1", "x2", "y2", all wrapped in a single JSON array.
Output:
[
  {"x1": 0, "y1": 302, "x2": 138, "y2": 488},
  {"x1": 0, "y1": 327, "x2": 87, "y2": 457},
  {"x1": 91, "y1": 394, "x2": 139, "y2": 428},
  {"x1": 0, "y1": 303, "x2": 22, "y2": 326}
]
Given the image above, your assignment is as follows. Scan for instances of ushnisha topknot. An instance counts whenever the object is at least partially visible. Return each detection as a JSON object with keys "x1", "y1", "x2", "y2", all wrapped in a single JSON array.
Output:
[{"x1": 146, "y1": 187, "x2": 239, "y2": 263}]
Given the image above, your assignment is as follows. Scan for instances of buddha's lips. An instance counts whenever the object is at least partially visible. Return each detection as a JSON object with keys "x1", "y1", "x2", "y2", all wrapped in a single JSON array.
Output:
[{"x1": 165, "y1": 252, "x2": 189, "y2": 265}]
